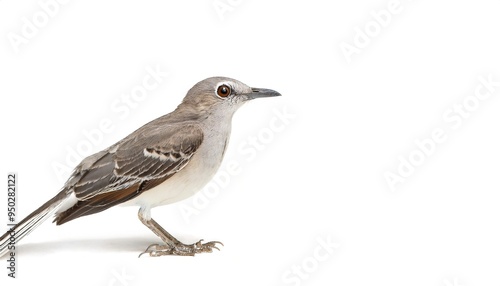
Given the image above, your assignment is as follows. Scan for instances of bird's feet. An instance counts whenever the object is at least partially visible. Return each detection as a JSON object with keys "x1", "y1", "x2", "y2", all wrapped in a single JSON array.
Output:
[{"x1": 139, "y1": 239, "x2": 223, "y2": 257}]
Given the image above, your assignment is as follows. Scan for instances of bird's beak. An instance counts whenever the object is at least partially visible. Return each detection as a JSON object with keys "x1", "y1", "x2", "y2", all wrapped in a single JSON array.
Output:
[{"x1": 246, "y1": 88, "x2": 282, "y2": 100}]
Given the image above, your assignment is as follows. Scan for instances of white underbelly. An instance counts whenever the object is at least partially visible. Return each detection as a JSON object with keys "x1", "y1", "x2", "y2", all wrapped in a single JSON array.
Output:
[{"x1": 120, "y1": 136, "x2": 227, "y2": 208}]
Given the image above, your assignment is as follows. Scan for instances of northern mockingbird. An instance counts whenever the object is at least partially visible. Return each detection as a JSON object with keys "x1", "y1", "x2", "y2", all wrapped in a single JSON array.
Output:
[{"x1": 0, "y1": 77, "x2": 281, "y2": 257}]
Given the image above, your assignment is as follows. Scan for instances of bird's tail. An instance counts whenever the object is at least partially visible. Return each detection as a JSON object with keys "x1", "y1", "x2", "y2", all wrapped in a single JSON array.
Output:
[{"x1": 0, "y1": 191, "x2": 71, "y2": 257}]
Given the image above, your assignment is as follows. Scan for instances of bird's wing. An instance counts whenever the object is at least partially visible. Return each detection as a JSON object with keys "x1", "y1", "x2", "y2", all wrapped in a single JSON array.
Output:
[{"x1": 54, "y1": 123, "x2": 203, "y2": 225}]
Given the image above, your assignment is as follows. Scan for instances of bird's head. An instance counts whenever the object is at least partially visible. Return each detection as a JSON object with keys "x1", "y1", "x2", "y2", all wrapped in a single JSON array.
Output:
[{"x1": 180, "y1": 77, "x2": 281, "y2": 116}]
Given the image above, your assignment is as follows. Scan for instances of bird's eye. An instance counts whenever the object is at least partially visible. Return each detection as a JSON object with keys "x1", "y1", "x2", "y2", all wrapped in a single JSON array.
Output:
[{"x1": 217, "y1": 84, "x2": 231, "y2": 98}]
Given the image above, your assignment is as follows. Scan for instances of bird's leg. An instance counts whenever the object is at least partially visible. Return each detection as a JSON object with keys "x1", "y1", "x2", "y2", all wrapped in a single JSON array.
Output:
[{"x1": 137, "y1": 208, "x2": 223, "y2": 257}]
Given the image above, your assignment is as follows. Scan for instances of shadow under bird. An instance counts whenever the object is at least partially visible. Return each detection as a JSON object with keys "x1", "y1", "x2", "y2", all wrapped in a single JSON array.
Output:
[{"x1": 0, "y1": 77, "x2": 281, "y2": 257}]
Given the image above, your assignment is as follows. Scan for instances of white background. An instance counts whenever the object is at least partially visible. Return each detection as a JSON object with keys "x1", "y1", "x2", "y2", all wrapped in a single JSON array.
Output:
[{"x1": 1, "y1": 0, "x2": 500, "y2": 285}]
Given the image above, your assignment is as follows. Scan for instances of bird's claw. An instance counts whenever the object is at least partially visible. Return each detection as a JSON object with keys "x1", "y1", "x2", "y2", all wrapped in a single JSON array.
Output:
[
  {"x1": 194, "y1": 239, "x2": 223, "y2": 252},
  {"x1": 138, "y1": 243, "x2": 161, "y2": 258},
  {"x1": 139, "y1": 240, "x2": 223, "y2": 257}
]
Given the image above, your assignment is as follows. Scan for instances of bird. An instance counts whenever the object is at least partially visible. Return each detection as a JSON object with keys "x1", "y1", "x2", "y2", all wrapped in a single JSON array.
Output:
[{"x1": 0, "y1": 77, "x2": 281, "y2": 257}]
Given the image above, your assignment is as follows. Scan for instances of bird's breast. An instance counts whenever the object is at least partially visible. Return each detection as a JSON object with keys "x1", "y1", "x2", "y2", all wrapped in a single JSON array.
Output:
[{"x1": 122, "y1": 124, "x2": 231, "y2": 208}]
